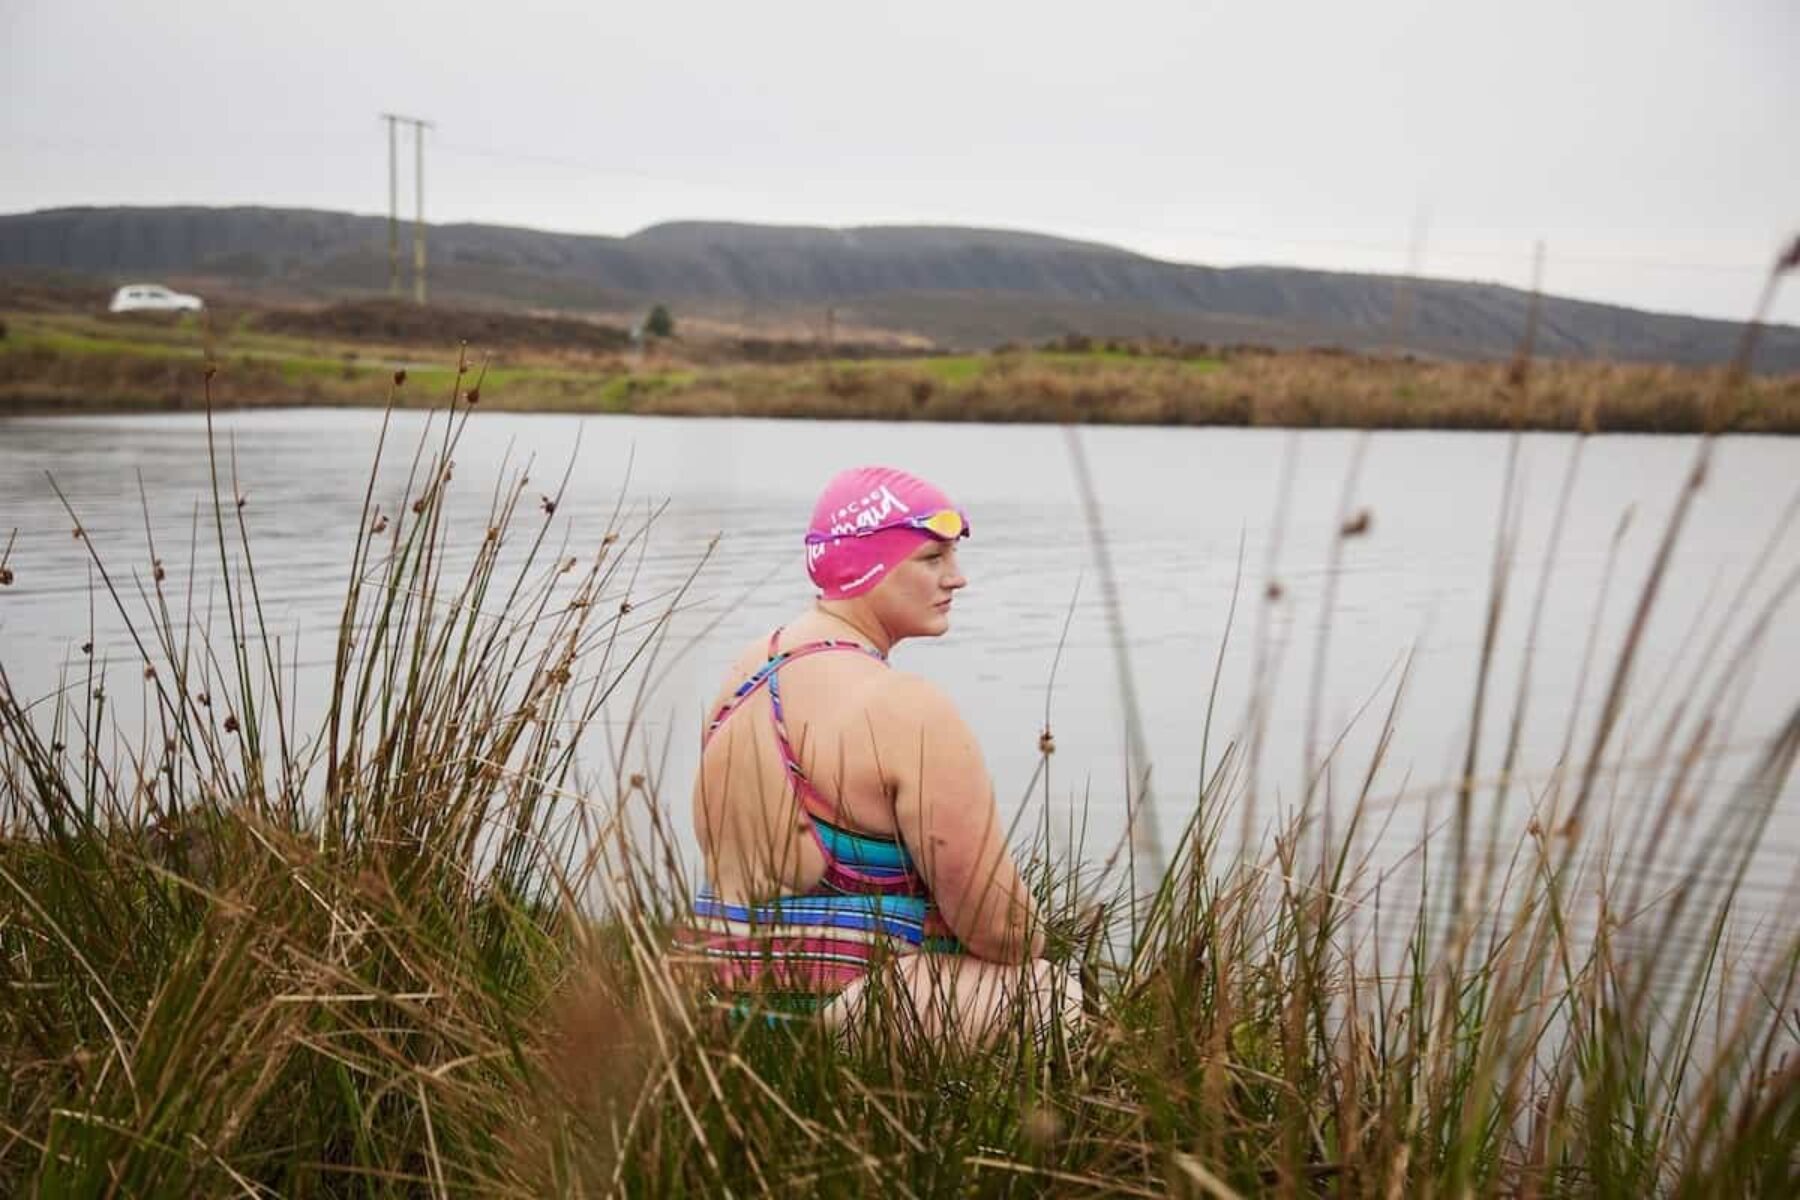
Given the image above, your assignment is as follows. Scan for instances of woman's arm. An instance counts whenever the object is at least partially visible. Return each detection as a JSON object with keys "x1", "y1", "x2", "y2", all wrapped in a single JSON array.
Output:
[{"x1": 876, "y1": 673, "x2": 1045, "y2": 963}]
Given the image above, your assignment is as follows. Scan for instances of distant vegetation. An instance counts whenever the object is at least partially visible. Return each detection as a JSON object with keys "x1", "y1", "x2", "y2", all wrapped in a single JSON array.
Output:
[
  {"x1": 644, "y1": 303, "x2": 674, "y2": 339},
  {"x1": 1, "y1": 293, "x2": 1796, "y2": 433},
  {"x1": 251, "y1": 297, "x2": 633, "y2": 352}
]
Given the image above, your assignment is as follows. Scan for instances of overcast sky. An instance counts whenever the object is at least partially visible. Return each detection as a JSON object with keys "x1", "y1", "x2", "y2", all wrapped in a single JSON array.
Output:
[{"x1": 4, "y1": 0, "x2": 1796, "y2": 324}]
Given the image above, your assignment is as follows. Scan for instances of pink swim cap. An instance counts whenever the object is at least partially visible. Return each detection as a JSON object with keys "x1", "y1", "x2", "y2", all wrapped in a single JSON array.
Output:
[{"x1": 805, "y1": 466, "x2": 970, "y2": 600}]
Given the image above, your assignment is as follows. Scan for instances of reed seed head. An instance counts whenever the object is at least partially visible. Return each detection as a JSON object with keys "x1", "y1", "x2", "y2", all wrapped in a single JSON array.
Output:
[
  {"x1": 1039, "y1": 729, "x2": 1056, "y2": 755},
  {"x1": 1778, "y1": 235, "x2": 1800, "y2": 274},
  {"x1": 394, "y1": 369, "x2": 407, "y2": 386},
  {"x1": 0, "y1": 567, "x2": 12, "y2": 586},
  {"x1": 1340, "y1": 509, "x2": 1372, "y2": 538},
  {"x1": 152, "y1": 558, "x2": 165, "y2": 582},
  {"x1": 543, "y1": 968, "x2": 643, "y2": 1109},
  {"x1": 541, "y1": 496, "x2": 557, "y2": 516},
  {"x1": 466, "y1": 387, "x2": 480, "y2": 405},
  {"x1": 80, "y1": 640, "x2": 92, "y2": 655},
  {"x1": 1022, "y1": 1105, "x2": 1065, "y2": 1147},
  {"x1": 224, "y1": 714, "x2": 239, "y2": 734}
]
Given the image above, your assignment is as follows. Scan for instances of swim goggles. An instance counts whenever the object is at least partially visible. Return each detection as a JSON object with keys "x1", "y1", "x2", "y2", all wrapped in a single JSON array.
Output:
[{"x1": 805, "y1": 507, "x2": 971, "y2": 543}]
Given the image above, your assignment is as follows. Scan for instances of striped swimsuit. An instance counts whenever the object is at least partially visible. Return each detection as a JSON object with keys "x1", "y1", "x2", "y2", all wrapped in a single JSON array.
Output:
[{"x1": 674, "y1": 630, "x2": 958, "y2": 1012}]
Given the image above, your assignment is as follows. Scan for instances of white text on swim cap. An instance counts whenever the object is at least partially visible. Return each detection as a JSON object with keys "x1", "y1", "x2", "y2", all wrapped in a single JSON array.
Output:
[{"x1": 828, "y1": 485, "x2": 911, "y2": 536}]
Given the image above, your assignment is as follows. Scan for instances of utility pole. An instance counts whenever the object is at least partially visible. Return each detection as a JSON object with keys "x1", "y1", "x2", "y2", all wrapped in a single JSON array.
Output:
[
  {"x1": 1389, "y1": 206, "x2": 1429, "y2": 356},
  {"x1": 412, "y1": 118, "x2": 429, "y2": 306},
  {"x1": 378, "y1": 112, "x2": 432, "y2": 305},
  {"x1": 381, "y1": 114, "x2": 400, "y2": 296}
]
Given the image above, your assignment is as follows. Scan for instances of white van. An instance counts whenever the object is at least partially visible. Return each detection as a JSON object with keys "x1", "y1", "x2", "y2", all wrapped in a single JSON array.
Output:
[{"x1": 109, "y1": 284, "x2": 204, "y2": 313}]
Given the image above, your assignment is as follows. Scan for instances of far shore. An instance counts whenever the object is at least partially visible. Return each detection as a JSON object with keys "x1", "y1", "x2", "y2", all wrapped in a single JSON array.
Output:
[{"x1": 4, "y1": 303, "x2": 1797, "y2": 434}]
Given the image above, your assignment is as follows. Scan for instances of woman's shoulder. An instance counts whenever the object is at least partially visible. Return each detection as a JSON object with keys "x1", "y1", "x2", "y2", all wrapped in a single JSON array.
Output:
[
  {"x1": 731, "y1": 632, "x2": 777, "y2": 672},
  {"x1": 868, "y1": 667, "x2": 965, "y2": 725},
  {"x1": 705, "y1": 633, "x2": 777, "y2": 706},
  {"x1": 867, "y1": 669, "x2": 985, "y2": 776}
]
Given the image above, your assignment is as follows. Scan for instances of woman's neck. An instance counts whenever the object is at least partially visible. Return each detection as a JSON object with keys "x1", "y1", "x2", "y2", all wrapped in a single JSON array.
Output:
[{"x1": 811, "y1": 602, "x2": 891, "y2": 656}]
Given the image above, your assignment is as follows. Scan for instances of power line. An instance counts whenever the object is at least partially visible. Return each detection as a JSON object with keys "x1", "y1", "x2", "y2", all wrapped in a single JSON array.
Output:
[
  {"x1": 2, "y1": 128, "x2": 1782, "y2": 280},
  {"x1": 427, "y1": 138, "x2": 1777, "y2": 277}
]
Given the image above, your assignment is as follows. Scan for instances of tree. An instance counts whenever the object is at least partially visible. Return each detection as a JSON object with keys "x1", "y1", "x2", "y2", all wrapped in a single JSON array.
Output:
[{"x1": 645, "y1": 304, "x2": 674, "y2": 339}]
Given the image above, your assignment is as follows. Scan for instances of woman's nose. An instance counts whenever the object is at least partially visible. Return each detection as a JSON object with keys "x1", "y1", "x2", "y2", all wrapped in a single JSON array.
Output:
[{"x1": 942, "y1": 546, "x2": 968, "y2": 589}]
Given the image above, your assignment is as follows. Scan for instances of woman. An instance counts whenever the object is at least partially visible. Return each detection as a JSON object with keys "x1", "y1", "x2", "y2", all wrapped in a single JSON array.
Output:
[{"x1": 675, "y1": 465, "x2": 1080, "y2": 1046}]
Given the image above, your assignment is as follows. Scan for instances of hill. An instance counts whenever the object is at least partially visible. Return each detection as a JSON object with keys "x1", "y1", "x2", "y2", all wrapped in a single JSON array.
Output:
[{"x1": 2, "y1": 205, "x2": 1795, "y2": 370}]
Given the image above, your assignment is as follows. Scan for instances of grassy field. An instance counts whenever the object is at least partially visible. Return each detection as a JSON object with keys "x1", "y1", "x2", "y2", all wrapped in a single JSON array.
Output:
[
  {"x1": 3, "y1": 305, "x2": 1798, "y2": 432},
  {"x1": 1, "y1": 377, "x2": 1796, "y2": 1195}
]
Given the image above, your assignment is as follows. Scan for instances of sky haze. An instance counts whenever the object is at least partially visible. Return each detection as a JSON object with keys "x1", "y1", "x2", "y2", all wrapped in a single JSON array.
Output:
[{"x1": 3, "y1": 0, "x2": 1795, "y2": 324}]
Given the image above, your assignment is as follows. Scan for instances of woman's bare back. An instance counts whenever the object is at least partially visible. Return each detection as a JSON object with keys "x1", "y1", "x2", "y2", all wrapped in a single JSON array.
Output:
[{"x1": 693, "y1": 618, "x2": 900, "y2": 903}]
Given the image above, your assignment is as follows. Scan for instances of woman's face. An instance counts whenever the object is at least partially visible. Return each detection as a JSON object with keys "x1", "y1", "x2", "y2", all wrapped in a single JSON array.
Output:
[{"x1": 870, "y1": 537, "x2": 967, "y2": 639}]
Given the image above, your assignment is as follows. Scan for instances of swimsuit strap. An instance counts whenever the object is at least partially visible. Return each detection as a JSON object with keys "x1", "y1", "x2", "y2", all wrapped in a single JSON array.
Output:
[
  {"x1": 704, "y1": 628, "x2": 886, "y2": 742},
  {"x1": 705, "y1": 627, "x2": 922, "y2": 896}
]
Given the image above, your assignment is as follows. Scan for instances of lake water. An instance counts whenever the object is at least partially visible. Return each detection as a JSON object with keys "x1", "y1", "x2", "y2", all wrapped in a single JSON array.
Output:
[{"x1": 2, "y1": 410, "x2": 1796, "y2": 962}]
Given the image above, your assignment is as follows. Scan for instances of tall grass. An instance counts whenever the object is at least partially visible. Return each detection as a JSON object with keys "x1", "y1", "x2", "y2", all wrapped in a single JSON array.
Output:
[{"x1": 3, "y1": 325, "x2": 1798, "y2": 1196}]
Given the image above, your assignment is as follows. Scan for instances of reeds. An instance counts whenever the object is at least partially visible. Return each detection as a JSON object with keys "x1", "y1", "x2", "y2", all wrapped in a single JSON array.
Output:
[{"x1": 2, "y1": 339, "x2": 1797, "y2": 1196}]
